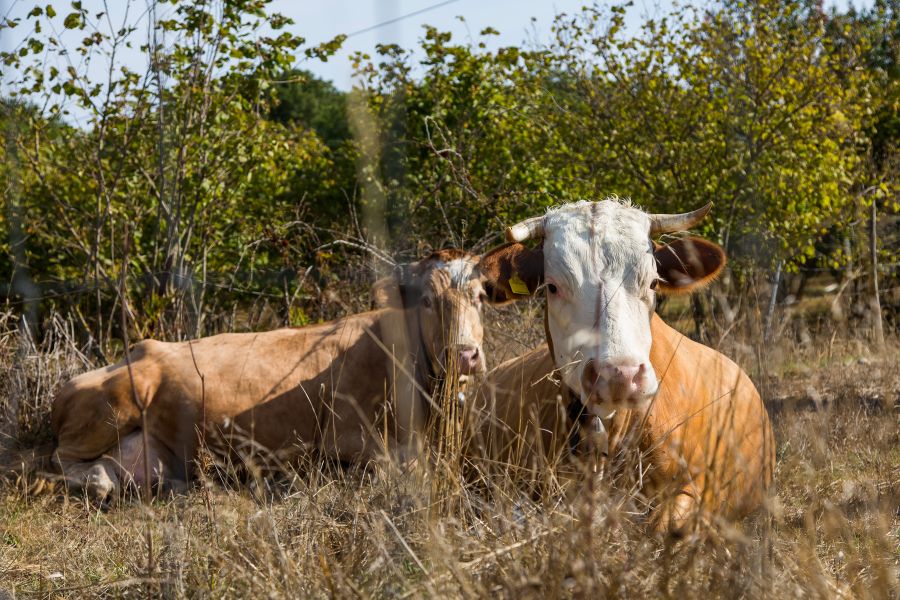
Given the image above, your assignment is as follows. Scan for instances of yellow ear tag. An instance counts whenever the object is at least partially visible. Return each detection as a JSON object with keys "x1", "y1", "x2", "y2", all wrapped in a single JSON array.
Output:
[{"x1": 508, "y1": 273, "x2": 530, "y2": 295}]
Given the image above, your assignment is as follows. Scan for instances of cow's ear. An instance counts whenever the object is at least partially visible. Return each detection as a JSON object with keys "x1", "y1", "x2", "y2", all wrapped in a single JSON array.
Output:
[
  {"x1": 478, "y1": 242, "x2": 544, "y2": 304},
  {"x1": 371, "y1": 265, "x2": 421, "y2": 309},
  {"x1": 654, "y1": 236, "x2": 726, "y2": 295},
  {"x1": 371, "y1": 276, "x2": 400, "y2": 309}
]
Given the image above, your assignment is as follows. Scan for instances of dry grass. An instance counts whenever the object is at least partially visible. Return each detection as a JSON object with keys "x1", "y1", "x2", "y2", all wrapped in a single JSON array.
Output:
[{"x1": 0, "y1": 304, "x2": 897, "y2": 599}]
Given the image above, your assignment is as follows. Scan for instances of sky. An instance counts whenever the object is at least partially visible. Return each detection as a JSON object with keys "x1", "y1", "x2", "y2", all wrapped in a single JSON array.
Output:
[
  {"x1": 281, "y1": 0, "x2": 876, "y2": 89},
  {"x1": 0, "y1": 0, "x2": 876, "y2": 124},
  {"x1": 276, "y1": 0, "x2": 643, "y2": 90}
]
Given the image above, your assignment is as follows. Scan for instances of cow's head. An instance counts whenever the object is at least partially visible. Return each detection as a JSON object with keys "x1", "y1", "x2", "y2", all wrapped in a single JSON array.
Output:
[
  {"x1": 480, "y1": 199, "x2": 726, "y2": 411},
  {"x1": 372, "y1": 249, "x2": 512, "y2": 377}
]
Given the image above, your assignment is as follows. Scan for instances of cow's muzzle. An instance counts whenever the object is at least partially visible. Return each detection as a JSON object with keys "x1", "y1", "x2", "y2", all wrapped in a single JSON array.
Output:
[
  {"x1": 452, "y1": 344, "x2": 485, "y2": 375},
  {"x1": 581, "y1": 359, "x2": 657, "y2": 407}
]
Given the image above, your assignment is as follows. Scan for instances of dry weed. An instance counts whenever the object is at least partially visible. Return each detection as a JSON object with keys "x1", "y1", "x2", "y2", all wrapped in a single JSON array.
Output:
[{"x1": 0, "y1": 310, "x2": 897, "y2": 598}]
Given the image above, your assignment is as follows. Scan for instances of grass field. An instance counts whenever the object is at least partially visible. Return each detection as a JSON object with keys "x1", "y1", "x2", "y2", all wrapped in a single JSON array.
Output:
[{"x1": 0, "y1": 303, "x2": 897, "y2": 598}]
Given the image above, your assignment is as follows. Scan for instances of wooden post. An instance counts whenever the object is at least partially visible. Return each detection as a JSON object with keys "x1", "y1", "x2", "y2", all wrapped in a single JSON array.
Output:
[
  {"x1": 868, "y1": 196, "x2": 886, "y2": 353},
  {"x1": 764, "y1": 260, "x2": 783, "y2": 343}
]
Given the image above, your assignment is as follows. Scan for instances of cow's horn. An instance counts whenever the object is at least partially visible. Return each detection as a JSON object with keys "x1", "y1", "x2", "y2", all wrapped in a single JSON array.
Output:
[
  {"x1": 505, "y1": 216, "x2": 545, "y2": 242},
  {"x1": 649, "y1": 202, "x2": 712, "y2": 235}
]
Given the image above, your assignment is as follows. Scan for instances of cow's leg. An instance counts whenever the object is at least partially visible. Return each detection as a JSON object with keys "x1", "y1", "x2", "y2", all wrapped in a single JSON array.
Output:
[
  {"x1": 54, "y1": 454, "x2": 120, "y2": 502},
  {"x1": 52, "y1": 370, "x2": 145, "y2": 501},
  {"x1": 109, "y1": 430, "x2": 183, "y2": 494},
  {"x1": 653, "y1": 486, "x2": 700, "y2": 535},
  {"x1": 54, "y1": 431, "x2": 183, "y2": 501}
]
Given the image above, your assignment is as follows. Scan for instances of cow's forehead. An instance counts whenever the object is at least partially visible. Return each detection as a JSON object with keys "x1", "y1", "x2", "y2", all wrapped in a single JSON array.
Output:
[
  {"x1": 543, "y1": 200, "x2": 653, "y2": 282},
  {"x1": 422, "y1": 255, "x2": 481, "y2": 292},
  {"x1": 543, "y1": 199, "x2": 650, "y2": 242},
  {"x1": 444, "y1": 258, "x2": 478, "y2": 287}
]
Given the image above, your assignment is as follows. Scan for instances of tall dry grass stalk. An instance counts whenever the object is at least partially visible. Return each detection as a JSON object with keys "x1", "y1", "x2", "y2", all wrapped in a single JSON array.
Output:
[
  {"x1": 426, "y1": 311, "x2": 467, "y2": 519},
  {"x1": 0, "y1": 313, "x2": 91, "y2": 460}
]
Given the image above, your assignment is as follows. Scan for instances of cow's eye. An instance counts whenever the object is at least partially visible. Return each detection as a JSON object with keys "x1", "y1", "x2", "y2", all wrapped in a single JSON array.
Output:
[
  {"x1": 649, "y1": 279, "x2": 658, "y2": 291},
  {"x1": 547, "y1": 283, "x2": 558, "y2": 295},
  {"x1": 422, "y1": 296, "x2": 433, "y2": 308}
]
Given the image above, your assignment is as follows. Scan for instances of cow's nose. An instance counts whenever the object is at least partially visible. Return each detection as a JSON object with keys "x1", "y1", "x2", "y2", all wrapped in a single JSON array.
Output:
[
  {"x1": 456, "y1": 346, "x2": 481, "y2": 374},
  {"x1": 582, "y1": 359, "x2": 650, "y2": 405}
]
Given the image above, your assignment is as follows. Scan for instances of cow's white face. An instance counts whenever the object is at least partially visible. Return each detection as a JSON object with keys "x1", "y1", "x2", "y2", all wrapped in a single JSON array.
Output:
[
  {"x1": 542, "y1": 201, "x2": 659, "y2": 409},
  {"x1": 480, "y1": 198, "x2": 726, "y2": 412}
]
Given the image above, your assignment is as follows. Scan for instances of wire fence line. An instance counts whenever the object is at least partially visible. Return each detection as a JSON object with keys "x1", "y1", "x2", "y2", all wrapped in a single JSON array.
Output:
[
  {"x1": 0, "y1": 267, "x2": 338, "y2": 308},
  {"x1": 2, "y1": 266, "x2": 897, "y2": 311},
  {"x1": 1, "y1": 234, "x2": 413, "y2": 310}
]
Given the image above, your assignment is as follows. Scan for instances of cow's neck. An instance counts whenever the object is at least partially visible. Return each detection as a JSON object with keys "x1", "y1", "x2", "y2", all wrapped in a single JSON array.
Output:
[{"x1": 406, "y1": 307, "x2": 441, "y2": 398}]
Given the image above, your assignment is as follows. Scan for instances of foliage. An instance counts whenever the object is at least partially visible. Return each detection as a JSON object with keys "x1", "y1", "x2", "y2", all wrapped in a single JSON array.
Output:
[
  {"x1": 353, "y1": 29, "x2": 577, "y2": 248},
  {"x1": 269, "y1": 69, "x2": 352, "y2": 147},
  {"x1": 0, "y1": 0, "x2": 345, "y2": 342},
  {"x1": 0, "y1": 0, "x2": 896, "y2": 342},
  {"x1": 847, "y1": 0, "x2": 900, "y2": 169},
  {"x1": 356, "y1": 1, "x2": 877, "y2": 268}
]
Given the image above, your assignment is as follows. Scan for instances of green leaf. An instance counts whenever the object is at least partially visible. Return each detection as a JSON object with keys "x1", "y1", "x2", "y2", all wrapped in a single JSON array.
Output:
[{"x1": 63, "y1": 12, "x2": 80, "y2": 28}]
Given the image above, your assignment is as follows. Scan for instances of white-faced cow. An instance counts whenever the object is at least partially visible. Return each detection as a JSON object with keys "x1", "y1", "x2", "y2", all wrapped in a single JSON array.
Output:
[
  {"x1": 468, "y1": 199, "x2": 775, "y2": 531},
  {"x1": 52, "y1": 249, "x2": 508, "y2": 501}
]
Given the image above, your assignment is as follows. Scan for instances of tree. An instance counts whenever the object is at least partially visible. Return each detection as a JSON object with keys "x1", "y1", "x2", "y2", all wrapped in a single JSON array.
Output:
[
  {"x1": 545, "y1": 1, "x2": 872, "y2": 270},
  {"x1": 0, "y1": 0, "x2": 343, "y2": 343},
  {"x1": 269, "y1": 69, "x2": 351, "y2": 148},
  {"x1": 827, "y1": 0, "x2": 900, "y2": 349},
  {"x1": 354, "y1": 27, "x2": 580, "y2": 249},
  {"x1": 353, "y1": 2, "x2": 874, "y2": 272}
]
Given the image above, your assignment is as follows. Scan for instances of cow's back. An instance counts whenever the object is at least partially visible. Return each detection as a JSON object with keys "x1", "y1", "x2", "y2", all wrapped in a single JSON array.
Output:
[
  {"x1": 145, "y1": 325, "x2": 360, "y2": 457},
  {"x1": 52, "y1": 313, "x2": 391, "y2": 466}
]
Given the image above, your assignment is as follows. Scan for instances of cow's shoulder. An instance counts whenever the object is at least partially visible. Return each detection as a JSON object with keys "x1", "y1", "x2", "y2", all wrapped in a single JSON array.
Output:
[
  {"x1": 485, "y1": 344, "x2": 555, "y2": 392},
  {"x1": 650, "y1": 315, "x2": 749, "y2": 389},
  {"x1": 649, "y1": 315, "x2": 761, "y2": 430}
]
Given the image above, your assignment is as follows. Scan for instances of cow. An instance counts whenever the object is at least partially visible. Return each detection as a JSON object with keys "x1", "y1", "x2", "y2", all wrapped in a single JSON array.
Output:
[
  {"x1": 51, "y1": 249, "x2": 510, "y2": 501},
  {"x1": 467, "y1": 199, "x2": 775, "y2": 531}
]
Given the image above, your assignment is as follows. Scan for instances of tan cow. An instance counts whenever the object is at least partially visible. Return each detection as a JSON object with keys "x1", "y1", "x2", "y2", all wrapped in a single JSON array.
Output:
[
  {"x1": 52, "y1": 249, "x2": 510, "y2": 501},
  {"x1": 468, "y1": 199, "x2": 775, "y2": 531}
]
